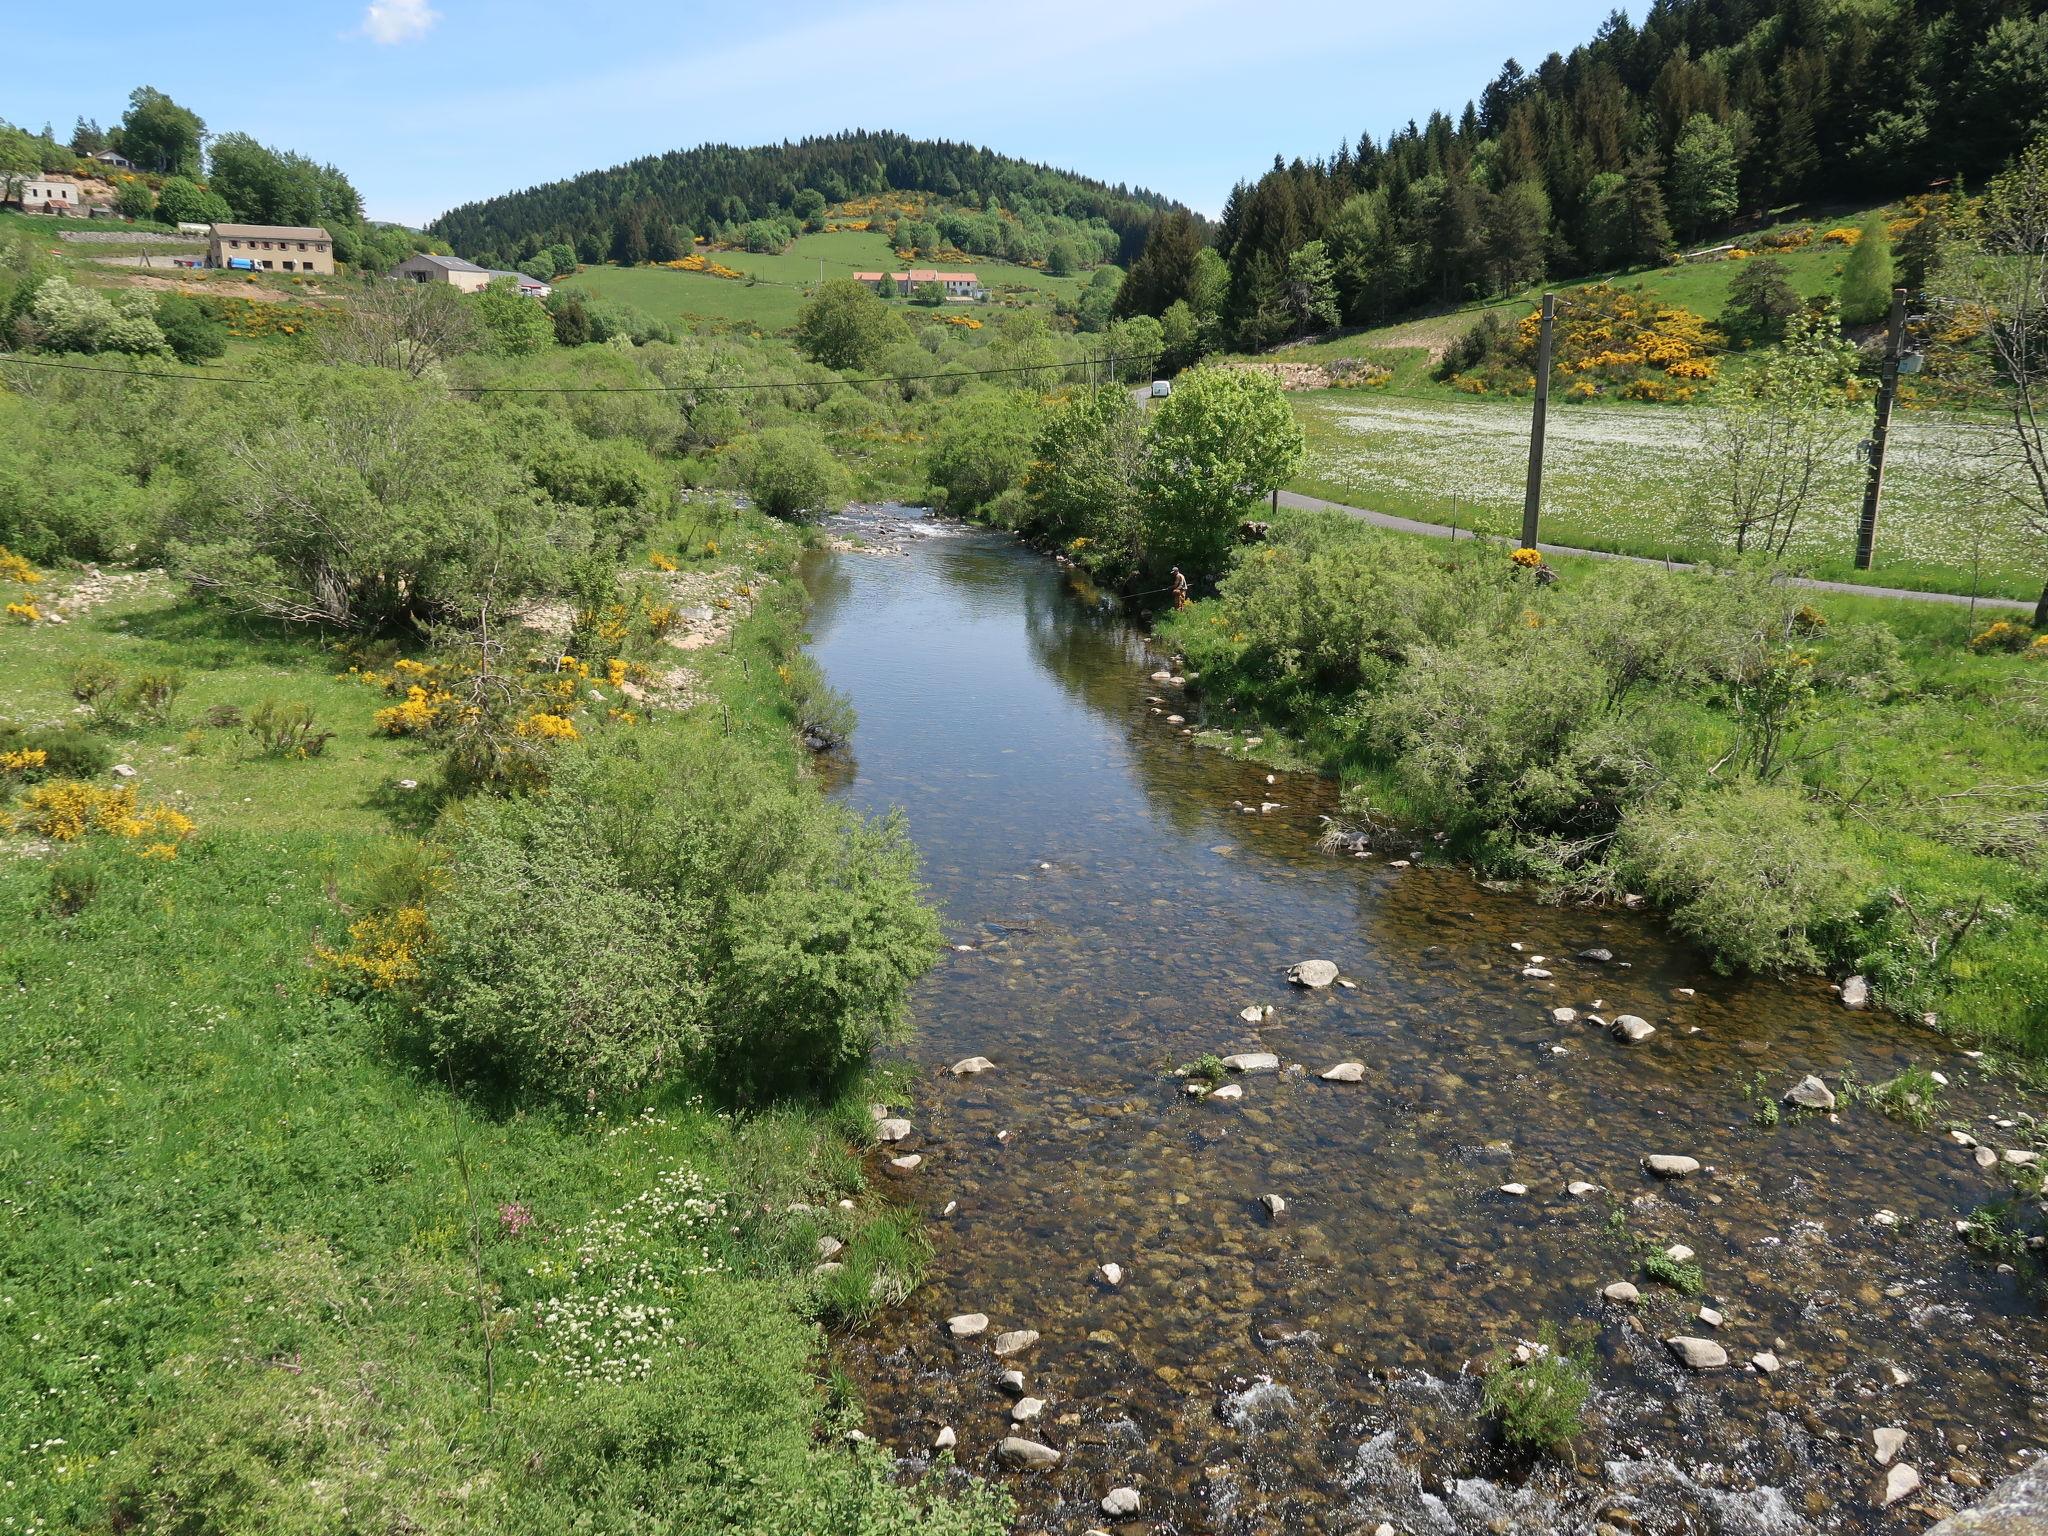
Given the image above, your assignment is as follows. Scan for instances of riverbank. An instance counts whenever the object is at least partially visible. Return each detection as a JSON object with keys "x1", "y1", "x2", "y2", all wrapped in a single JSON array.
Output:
[
  {"x1": 1156, "y1": 509, "x2": 2048, "y2": 1063},
  {"x1": 0, "y1": 513, "x2": 1009, "y2": 1535}
]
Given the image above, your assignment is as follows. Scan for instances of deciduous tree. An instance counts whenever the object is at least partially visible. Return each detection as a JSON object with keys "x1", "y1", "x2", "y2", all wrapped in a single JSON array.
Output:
[
  {"x1": 795, "y1": 278, "x2": 909, "y2": 370},
  {"x1": 1142, "y1": 364, "x2": 1303, "y2": 575}
]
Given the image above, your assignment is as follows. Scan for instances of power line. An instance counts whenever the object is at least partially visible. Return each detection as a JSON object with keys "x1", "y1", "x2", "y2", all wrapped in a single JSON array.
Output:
[{"x1": 0, "y1": 348, "x2": 1163, "y2": 396}]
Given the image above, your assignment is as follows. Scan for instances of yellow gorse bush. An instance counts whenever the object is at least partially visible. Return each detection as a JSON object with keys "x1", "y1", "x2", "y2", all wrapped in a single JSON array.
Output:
[
  {"x1": 374, "y1": 684, "x2": 451, "y2": 736},
  {"x1": 1970, "y1": 619, "x2": 2037, "y2": 653},
  {"x1": 0, "y1": 545, "x2": 41, "y2": 585},
  {"x1": 319, "y1": 904, "x2": 434, "y2": 993},
  {"x1": 1510, "y1": 547, "x2": 1545, "y2": 568},
  {"x1": 648, "y1": 551, "x2": 678, "y2": 572},
  {"x1": 1, "y1": 748, "x2": 49, "y2": 775},
  {"x1": 9, "y1": 780, "x2": 195, "y2": 854},
  {"x1": 5, "y1": 601, "x2": 41, "y2": 623},
  {"x1": 514, "y1": 712, "x2": 581, "y2": 742}
]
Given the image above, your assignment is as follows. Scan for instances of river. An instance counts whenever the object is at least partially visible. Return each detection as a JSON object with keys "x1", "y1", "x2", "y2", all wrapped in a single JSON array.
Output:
[{"x1": 803, "y1": 507, "x2": 2045, "y2": 1535}]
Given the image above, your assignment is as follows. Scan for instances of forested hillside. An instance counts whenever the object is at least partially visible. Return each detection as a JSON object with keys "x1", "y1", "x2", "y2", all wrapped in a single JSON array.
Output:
[
  {"x1": 429, "y1": 130, "x2": 1186, "y2": 273},
  {"x1": 1117, "y1": 0, "x2": 2048, "y2": 347}
]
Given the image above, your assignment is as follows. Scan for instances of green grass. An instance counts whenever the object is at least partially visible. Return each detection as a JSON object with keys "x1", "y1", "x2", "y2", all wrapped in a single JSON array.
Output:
[
  {"x1": 563, "y1": 228, "x2": 1086, "y2": 332},
  {"x1": 1286, "y1": 390, "x2": 2043, "y2": 601},
  {"x1": 0, "y1": 516, "x2": 1006, "y2": 1535}
]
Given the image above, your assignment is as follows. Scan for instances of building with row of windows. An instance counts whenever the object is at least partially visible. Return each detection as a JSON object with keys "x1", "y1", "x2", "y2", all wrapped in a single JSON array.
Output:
[{"x1": 206, "y1": 223, "x2": 335, "y2": 275}]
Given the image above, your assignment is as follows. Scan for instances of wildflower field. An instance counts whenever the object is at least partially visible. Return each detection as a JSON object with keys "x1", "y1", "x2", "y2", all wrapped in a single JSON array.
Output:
[{"x1": 1290, "y1": 392, "x2": 2044, "y2": 600}]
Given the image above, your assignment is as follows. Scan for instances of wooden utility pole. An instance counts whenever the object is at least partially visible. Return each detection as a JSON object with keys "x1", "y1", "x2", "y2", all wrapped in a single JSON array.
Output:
[
  {"x1": 1521, "y1": 292, "x2": 1557, "y2": 550},
  {"x1": 1854, "y1": 286, "x2": 1908, "y2": 571}
]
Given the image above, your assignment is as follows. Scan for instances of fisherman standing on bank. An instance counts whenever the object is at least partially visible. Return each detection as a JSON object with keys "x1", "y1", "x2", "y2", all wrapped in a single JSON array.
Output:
[{"x1": 1170, "y1": 566, "x2": 1189, "y2": 609}]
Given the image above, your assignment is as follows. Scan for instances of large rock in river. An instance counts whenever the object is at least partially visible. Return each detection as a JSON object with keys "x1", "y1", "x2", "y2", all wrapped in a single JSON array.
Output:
[
  {"x1": 998, "y1": 1436, "x2": 1061, "y2": 1469},
  {"x1": 1665, "y1": 1336, "x2": 1729, "y2": 1370},
  {"x1": 1288, "y1": 960, "x2": 1339, "y2": 988},
  {"x1": 1644, "y1": 1154, "x2": 1701, "y2": 1178},
  {"x1": 1925, "y1": 1455, "x2": 2048, "y2": 1533},
  {"x1": 1784, "y1": 1074, "x2": 1837, "y2": 1111}
]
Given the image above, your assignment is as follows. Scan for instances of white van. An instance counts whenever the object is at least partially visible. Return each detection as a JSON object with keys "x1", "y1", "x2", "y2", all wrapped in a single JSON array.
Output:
[{"x1": 1149, "y1": 379, "x2": 1172, "y2": 398}]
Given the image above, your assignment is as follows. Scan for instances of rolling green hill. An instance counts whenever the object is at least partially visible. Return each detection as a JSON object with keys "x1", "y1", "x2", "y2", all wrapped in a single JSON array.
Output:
[
  {"x1": 559, "y1": 228, "x2": 1085, "y2": 332},
  {"x1": 430, "y1": 130, "x2": 1186, "y2": 276}
]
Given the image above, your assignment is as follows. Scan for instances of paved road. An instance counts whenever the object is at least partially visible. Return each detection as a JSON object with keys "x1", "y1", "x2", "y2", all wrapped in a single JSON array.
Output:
[{"x1": 1275, "y1": 489, "x2": 2036, "y2": 612}]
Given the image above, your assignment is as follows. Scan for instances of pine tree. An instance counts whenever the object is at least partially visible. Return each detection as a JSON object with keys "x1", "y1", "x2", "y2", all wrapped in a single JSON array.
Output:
[
  {"x1": 610, "y1": 211, "x2": 648, "y2": 266},
  {"x1": 1838, "y1": 215, "x2": 1895, "y2": 324},
  {"x1": 1620, "y1": 150, "x2": 1675, "y2": 266}
]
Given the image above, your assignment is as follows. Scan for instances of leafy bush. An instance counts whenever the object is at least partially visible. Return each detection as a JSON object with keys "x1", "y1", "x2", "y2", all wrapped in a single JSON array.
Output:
[
  {"x1": 780, "y1": 652, "x2": 856, "y2": 749},
  {"x1": 154, "y1": 295, "x2": 227, "y2": 363},
  {"x1": 1142, "y1": 365, "x2": 1304, "y2": 575},
  {"x1": 742, "y1": 428, "x2": 848, "y2": 523},
  {"x1": 1614, "y1": 781, "x2": 1850, "y2": 973},
  {"x1": 26, "y1": 276, "x2": 166, "y2": 356},
  {"x1": 0, "y1": 723, "x2": 111, "y2": 782},
  {"x1": 246, "y1": 699, "x2": 334, "y2": 759},
  {"x1": 925, "y1": 388, "x2": 1040, "y2": 514},
  {"x1": 415, "y1": 789, "x2": 704, "y2": 1101},
  {"x1": 1480, "y1": 1325, "x2": 1593, "y2": 1454},
  {"x1": 163, "y1": 365, "x2": 566, "y2": 631},
  {"x1": 394, "y1": 730, "x2": 938, "y2": 1102}
]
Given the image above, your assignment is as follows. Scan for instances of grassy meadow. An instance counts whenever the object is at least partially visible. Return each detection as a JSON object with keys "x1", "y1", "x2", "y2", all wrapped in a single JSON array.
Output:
[
  {"x1": 1287, "y1": 391, "x2": 2042, "y2": 600},
  {"x1": 1244, "y1": 209, "x2": 1879, "y2": 376},
  {"x1": 563, "y1": 228, "x2": 1087, "y2": 332}
]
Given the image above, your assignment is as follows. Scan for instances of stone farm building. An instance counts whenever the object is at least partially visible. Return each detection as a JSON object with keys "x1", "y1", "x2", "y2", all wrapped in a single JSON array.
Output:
[
  {"x1": 854, "y1": 269, "x2": 983, "y2": 301},
  {"x1": 7, "y1": 177, "x2": 81, "y2": 213},
  {"x1": 391, "y1": 252, "x2": 550, "y2": 298},
  {"x1": 208, "y1": 224, "x2": 335, "y2": 274}
]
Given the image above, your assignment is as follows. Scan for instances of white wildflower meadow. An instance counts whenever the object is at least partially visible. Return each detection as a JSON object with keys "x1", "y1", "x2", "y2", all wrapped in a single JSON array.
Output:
[
  {"x1": 1298, "y1": 395, "x2": 2039, "y2": 586},
  {"x1": 526, "y1": 1160, "x2": 732, "y2": 1389}
]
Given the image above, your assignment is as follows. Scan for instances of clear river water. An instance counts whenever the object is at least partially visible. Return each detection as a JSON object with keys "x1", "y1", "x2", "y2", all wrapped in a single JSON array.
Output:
[{"x1": 803, "y1": 507, "x2": 2046, "y2": 1536}]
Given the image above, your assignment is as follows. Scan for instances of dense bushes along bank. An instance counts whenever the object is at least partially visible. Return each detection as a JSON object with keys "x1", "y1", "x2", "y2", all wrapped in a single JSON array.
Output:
[
  {"x1": 0, "y1": 511, "x2": 1009, "y2": 1534},
  {"x1": 1158, "y1": 513, "x2": 2048, "y2": 1058}
]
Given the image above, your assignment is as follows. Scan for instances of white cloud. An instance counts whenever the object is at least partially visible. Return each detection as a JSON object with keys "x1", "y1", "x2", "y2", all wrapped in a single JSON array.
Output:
[{"x1": 361, "y1": 0, "x2": 438, "y2": 45}]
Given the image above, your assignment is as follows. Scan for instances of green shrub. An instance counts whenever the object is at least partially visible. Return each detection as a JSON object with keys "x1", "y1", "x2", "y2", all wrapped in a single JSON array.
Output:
[
  {"x1": 1614, "y1": 781, "x2": 1851, "y2": 973},
  {"x1": 70, "y1": 657, "x2": 125, "y2": 722},
  {"x1": 406, "y1": 730, "x2": 937, "y2": 1103},
  {"x1": 416, "y1": 788, "x2": 706, "y2": 1101},
  {"x1": 1480, "y1": 1325, "x2": 1594, "y2": 1454},
  {"x1": 246, "y1": 699, "x2": 334, "y2": 759},
  {"x1": 0, "y1": 722, "x2": 111, "y2": 781},
  {"x1": 781, "y1": 652, "x2": 856, "y2": 749},
  {"x1": 154, "y1": 295, "x2": 228, "y2": 363},
  {"x1": 742, "y1": 427, "x2": 848, "y2": 523},
  {"x1": 925, "y1": 388, "x2": 1040, "y2": 515},
  {"x1": 163, "y1": 365, "x2": 562, "y2": 632},
  {"x1": 122, "y1": 669, "x2": 185, "y2": 726}
]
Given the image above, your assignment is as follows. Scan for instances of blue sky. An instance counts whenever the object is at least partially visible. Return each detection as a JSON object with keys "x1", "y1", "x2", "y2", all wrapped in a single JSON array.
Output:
[{"x1": 6, "y1": 1, "x2": 1622, "y2": 228}]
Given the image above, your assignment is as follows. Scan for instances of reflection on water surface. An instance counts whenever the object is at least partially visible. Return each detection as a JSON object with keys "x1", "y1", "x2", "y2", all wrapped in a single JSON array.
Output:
[{"x1": 807, "y1": 508, "x2": 2046, "y2": 1535}]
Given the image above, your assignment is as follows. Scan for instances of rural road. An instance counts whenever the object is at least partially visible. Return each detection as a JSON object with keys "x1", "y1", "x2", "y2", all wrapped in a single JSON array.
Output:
[{"x1": 1274, "y1": 489, "x2": 2036, "y2": 612}]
